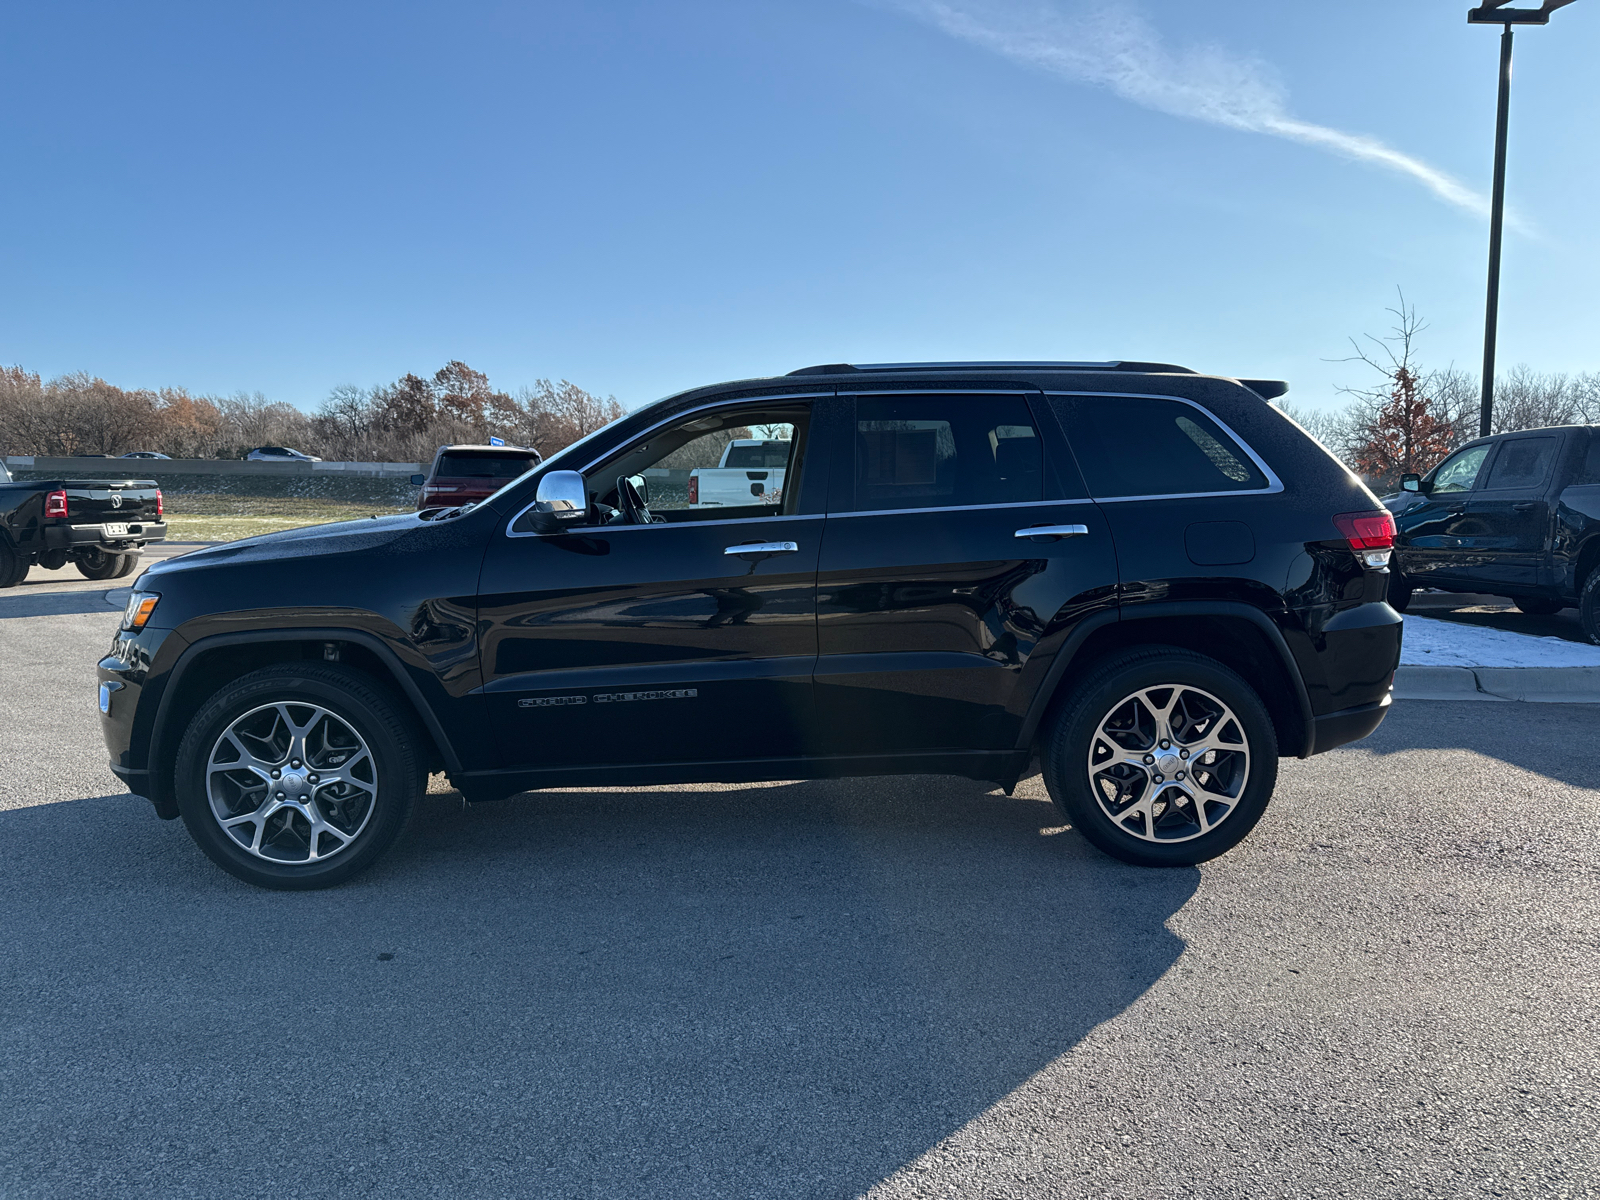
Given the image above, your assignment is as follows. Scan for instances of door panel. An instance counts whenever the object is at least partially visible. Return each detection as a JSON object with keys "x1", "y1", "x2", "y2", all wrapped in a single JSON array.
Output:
[
  {"x1": 814, "y1": 502, "x2": 1117, "y2": 754},
  {"x1": 1457, "y1": 435, "x2": 1560, "y2": 591},
  {"x1": 1395, "y1": 442, "x2": 1494, "y2": 587},
  {"x1": 478, "y1": 517, "x2": 822, "y2": 769},
  {"x1": 811, "y1": 391, "x2": 1117, "y2": 757}
]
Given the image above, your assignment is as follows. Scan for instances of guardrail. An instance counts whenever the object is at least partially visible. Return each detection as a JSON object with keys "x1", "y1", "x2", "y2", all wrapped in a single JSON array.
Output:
[{"x1": 4, "y1": 456, "x2": 422, "y2": 478}]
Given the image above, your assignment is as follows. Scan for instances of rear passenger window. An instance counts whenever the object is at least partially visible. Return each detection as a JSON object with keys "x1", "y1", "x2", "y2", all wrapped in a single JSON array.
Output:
[
  {"x1": 1576, "y1": 437, "x2": 1600, "y2": 486},
  {"x1": 852, "y1": 395, "x2": 1041, "y2": 512},
  {"x1": 1050, "y1": 395, "x2": 1268, "y2": 498},
  {"x1": 1483, "y1": 437, "x2": 1557, "y2": 490}
]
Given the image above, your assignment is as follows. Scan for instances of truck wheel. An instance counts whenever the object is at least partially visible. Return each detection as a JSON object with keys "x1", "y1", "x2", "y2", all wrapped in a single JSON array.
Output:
[
  {"x1": 0, "y1": 542, "x2": 26, "y2": 588},
  {"x1": 174, "y1": 664, "x2": 426, "y2": 890},
  {"x1": 113, "y1": 553, "x2": 142, "y2": 579},
  {"x1": 1513, "y1": 596, "x2": 1563, "y2": 616},
  {"x1": 75, "y1": 549, "x2": 128, "y2": 580},
  {"x1": 1042, "y1": 648, "x2": 1279, "y2": 867},
  {"x1": 1580, "y1": 571, "x2": 1600, "y2": 646}
]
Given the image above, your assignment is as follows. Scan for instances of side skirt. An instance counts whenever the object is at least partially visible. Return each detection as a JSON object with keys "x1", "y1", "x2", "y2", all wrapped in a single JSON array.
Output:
[{"x1": 452, "y1": 749, "x2": 1033, "y2": 799}]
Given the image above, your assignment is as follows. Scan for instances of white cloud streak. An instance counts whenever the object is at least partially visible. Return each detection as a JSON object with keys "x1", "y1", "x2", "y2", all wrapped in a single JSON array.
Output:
[{"x1": 892, "y1": 0, "x2": 1490, "y2": 218}]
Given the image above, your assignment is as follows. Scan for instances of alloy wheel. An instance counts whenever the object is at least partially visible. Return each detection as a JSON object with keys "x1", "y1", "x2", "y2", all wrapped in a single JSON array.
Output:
[
  {"x1": 1085, "y1": 684, "x2": 1251, "y2": 844},
  {"x1": 206, "y1": 702, "x2": 378, "y2": 863}
]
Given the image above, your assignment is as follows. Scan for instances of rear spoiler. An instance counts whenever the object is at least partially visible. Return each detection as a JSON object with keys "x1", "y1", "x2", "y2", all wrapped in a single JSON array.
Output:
[{"x1": 1239, "y1": 379, "x2": 1288, "y2": 401}]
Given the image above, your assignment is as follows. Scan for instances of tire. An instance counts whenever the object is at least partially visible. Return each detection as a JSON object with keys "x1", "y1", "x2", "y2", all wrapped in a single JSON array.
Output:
[
  {"x1": 75, "y1": 549, "x2": 128, "y2": 580},
  {"x1": 113, "y1": 552, "x2": 142, "y2": 579},
  {"x1": 1387, "y1": 571, "x2": 1412, "y2": 613},
  {"x1": 0, "y1": 542, "x2": 25, "y2": 588},
  {"x1": 1512, "y1": 596, "x2": 1563, "y2": 616},
  {"x1": 1042, "y1": 647, "x2": 1279, "y2": 867},
  {"x1": 1580, "y1": 570, "x2": 1600, "y2": 646},
  {"x1": 174, "y1": 663, "x2": 426, "y2": 889}
]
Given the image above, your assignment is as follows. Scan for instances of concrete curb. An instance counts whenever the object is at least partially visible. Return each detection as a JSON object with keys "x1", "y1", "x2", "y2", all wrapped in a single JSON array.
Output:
[{"x1": 1394, "y1": 664, "x2": 1600, "y2": 703}]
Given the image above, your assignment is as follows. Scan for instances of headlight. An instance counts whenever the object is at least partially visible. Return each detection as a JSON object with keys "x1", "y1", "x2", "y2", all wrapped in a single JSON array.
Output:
[{"x1": 122, "y1": 591, "x2": 160, "y2": 630}]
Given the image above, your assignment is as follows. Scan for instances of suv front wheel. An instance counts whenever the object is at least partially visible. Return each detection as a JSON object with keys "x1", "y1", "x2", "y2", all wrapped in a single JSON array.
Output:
[
  {"x1": 1043, "y1": 648, "x2": 1279, "y2": 867},
  {"x1": 174, "y1": 664, "x2": 425, "y2": 889}
]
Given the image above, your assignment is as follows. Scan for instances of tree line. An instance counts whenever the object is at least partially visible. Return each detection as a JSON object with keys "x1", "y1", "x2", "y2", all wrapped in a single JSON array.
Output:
[
  {"x1": 1282, "y1": 296, "x2": 1600, "y2": 492},
  {"x1": 0, "y1": 361, "x2": 624, "y2": 463}
]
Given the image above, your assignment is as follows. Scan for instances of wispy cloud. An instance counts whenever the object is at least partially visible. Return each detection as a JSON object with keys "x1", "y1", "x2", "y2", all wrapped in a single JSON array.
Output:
[{"x1": 890, "y1": 0, "x2": 1490, "y2": 218}]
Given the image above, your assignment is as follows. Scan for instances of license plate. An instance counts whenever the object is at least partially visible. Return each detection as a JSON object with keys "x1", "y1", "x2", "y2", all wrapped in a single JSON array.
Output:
[{"x1": 103, "y1": 523, "x2": 128, "y2": 537}]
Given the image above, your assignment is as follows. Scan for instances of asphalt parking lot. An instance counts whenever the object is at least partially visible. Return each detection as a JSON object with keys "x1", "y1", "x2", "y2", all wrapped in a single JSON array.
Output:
[{"x1": 1, "y1": 588, "x2": 1597, "y2": 1199}]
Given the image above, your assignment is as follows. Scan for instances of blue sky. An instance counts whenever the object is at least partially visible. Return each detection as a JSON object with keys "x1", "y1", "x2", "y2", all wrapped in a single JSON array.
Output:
[{"x1": 2, "y1": 1, "x2": 1595, "y2": 416}]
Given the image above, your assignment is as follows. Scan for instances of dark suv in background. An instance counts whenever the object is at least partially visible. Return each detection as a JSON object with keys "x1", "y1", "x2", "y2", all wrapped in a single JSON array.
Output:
[
  {"x1": 99, "y1": 361, "x2": 1401, "y2": 889},
  {"x1": 1385, "y1": 424, "x2": 1600, "y2": 642}
]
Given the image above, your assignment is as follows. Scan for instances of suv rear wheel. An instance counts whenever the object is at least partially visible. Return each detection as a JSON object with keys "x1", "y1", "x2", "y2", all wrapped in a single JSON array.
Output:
[
  {"x1": 174, "y1": 664, "x2": 425, "y2": 889},
  {"x1": 1042, "y1": 648, "x2": 1279, "y2": 867}
]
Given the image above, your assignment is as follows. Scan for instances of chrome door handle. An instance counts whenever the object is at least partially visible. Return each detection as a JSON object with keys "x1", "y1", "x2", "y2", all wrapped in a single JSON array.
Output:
[
  {"x1": 724, "y1": 541, "x2": 799, "y2": 555},
  {"x1": 1015, "y1": 524, "x2": 1089, "y2": 540},
  {"x1": 1512, "y1": 503, "x2": 1537, "y2": 512}
]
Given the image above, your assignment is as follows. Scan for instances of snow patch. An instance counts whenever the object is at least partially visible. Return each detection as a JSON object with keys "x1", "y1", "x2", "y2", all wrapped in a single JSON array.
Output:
[{"x1": 1400, "y1": 615, "x2": 1600, "y2": 669}]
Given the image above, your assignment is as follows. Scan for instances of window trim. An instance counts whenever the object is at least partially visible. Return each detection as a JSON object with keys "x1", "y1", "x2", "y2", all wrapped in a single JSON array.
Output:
[
  {"x1": 1043, "y1": 390, "x2": 1284, "y2": 503},
  {"x1": 503, "y1": 393, "x2": 830, "y2": 538}
]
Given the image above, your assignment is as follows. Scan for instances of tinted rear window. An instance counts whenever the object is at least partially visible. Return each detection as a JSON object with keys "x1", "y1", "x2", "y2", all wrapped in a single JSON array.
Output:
[
  {"x1": 852, "y1": 394, "x2": 1041, "y2": 512},
  {"x1": 1484, "y1": 437, "x2": 1557, "y2": 490},
  {"x1": 436, "y1": 453, "x2": 538, "y2": 478},
  {"x1": 722, "y1": 442, "x2": 792, "y2": 469},
  {"x1": 1050, "y1": 395, "x2": 1268, "y2": 498}
]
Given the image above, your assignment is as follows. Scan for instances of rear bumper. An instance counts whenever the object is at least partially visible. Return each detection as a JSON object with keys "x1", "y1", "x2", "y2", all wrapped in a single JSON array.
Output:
[
  {"x1": 1309, "y1": 693, "x2": 1392, "y2": 755},
  {"x1": 45, "y1": 521, "x2": 167, "y2": 552}
]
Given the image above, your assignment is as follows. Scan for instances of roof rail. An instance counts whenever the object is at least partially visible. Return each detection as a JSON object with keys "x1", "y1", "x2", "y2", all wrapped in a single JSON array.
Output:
[{"x1": 786, "y1": 360, "x2": 1197, "y2": 376}]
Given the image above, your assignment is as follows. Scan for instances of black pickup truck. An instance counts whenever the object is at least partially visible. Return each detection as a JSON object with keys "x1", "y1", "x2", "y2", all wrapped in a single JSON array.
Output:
[
  {"x1": 1386, "y1": 424, "x2": 1600, "y2": 641},
  {"x1": 0, "y1": 460, "x2": 167, "y2": 586}
]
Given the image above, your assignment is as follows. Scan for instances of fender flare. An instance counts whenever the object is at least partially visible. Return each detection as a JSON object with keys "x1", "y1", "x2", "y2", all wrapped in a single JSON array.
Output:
[
  {"x1": 1015, "y1": 600, "x2": 1317, "y2": 759},
  {"x1": 148, "y1": 627, "x2": 463, "y2": 776}
]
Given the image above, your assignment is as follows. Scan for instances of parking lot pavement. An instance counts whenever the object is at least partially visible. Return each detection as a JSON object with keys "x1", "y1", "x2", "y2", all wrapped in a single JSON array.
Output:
[
  {"x1": 2, "y1": 608, "x2": 1597, "y2": 1200},
  {"x1": 1411, "y1": 590, "x2": 1590, "y2": 645}
]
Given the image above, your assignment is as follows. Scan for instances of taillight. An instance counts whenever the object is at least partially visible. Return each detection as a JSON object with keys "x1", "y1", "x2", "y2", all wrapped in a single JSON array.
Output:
[
  {"x1": 44, "y1": 490, "x2": 68, "y2": 519},
  {"x1": 1332, "y1": 510, "x2": 1395, "y2": 569},
  {"x1": 688, "y1": 475, "x2": 699, "y2": 505},
  {"x1": 155, "y1": 489, "x2": 163, "y2": 518}
]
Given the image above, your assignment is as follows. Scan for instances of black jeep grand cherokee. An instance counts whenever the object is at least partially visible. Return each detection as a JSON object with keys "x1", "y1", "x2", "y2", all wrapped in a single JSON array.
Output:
[{"x1": 99, "y1": 361, "x2": 1402, "y2": 889}]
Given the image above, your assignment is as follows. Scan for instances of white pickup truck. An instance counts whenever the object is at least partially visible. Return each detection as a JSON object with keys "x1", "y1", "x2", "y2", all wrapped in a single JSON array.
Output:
[{"x1": 687, "y1": 439, "x2": 791, "y2": 509}]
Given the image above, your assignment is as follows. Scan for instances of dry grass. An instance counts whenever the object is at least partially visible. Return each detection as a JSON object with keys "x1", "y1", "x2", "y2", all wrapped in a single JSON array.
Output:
[{"x1": 162, "y1": 494, "x2": 412, "y2": 542}]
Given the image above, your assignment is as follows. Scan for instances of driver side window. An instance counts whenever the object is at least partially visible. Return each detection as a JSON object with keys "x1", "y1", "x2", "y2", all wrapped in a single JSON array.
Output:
[
  {"x1": 584, "y1": 405, "x2": 809, "y2": 523},
  {"x1": 1430, "y1": 445, "x2": 1491, "y2": 495}
]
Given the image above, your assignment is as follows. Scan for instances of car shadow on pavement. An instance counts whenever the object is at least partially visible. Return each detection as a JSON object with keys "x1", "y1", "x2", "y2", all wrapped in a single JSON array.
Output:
[
  {"x1": 0, "y1": 776, "x2": 1196, "y2": 1199},
  {"x1": 1357, "y1": 699, "x2": 1600, "y2": 792},
  {"x1": 0, "y1": 589, "x2": 123, "y2": 619}
]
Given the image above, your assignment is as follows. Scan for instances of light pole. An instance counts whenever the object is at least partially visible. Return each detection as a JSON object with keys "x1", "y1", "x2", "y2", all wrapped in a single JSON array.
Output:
[{"x1": 1467, "y1": 0, "x2": 1580, "y2": 438}]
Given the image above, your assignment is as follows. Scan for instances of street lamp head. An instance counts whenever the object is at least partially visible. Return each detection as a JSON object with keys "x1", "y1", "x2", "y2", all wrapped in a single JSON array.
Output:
[{"x1": 1468, "y1": 0, "x2": 1580, "y2": 24}]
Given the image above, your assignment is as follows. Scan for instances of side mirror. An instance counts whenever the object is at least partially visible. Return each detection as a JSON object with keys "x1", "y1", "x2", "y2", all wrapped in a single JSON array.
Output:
[
  {"x1": 410, "y1": 474, "x2": 426, "y2": 487},
  {"x1": 528, "y1": 470, "x2": 589, "y2": 533},
  {"x1": 628, "y1": 473, "x2": 649, "y2": 504},
  {"x1": 1400, "y1": 473, "x2": 1429, "y2": 495}
]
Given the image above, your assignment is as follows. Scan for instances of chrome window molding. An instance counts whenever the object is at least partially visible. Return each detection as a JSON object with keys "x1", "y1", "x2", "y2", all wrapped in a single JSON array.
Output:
[
  {"x1": 504, "y1": 391, "x2": 833, "y2": 539},
  {"x1": 827, "y1": 498, "x2": 1090, "y2": 520},
  {"x1": 1041, "y1": 390, "x2": 1284, "y2": 504}
]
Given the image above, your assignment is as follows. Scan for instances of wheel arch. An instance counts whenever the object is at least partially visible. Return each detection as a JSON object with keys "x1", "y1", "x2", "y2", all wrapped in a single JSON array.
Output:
[
  {"x1": 1019, "y1": 602, "x2": 1315, "y2": 761},
  {"x1": 147, "y1": 630, "x2": 460, "y2": 814}
]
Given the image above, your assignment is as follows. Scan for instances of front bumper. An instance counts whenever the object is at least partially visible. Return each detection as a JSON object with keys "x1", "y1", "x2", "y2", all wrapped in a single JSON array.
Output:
[
  {"x1": 47, "y1": 521, "x2": 168, "y2": 553},
  {"x1": 98, "y1": 624, "x2": 183, "y2": 818}
]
